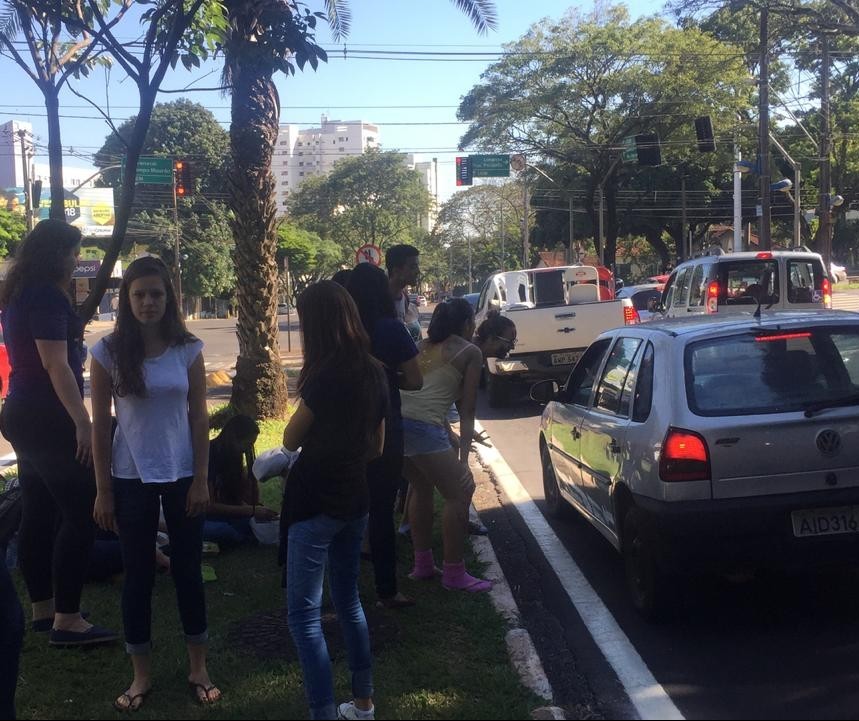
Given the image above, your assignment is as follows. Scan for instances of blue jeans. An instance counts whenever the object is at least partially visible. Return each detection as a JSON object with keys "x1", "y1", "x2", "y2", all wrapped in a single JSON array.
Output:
[
  {"x1": 286, "y1": 514, "x2": 373, "y2": 720},
  {"x1": 203, "y1": 517, "x2": 253, "y2": 547}
]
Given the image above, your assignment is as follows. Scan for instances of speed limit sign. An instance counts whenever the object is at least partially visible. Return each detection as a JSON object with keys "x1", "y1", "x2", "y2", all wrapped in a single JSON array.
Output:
[{"x1": 355, "y1": 244, "x2": 382, "y2": 266}]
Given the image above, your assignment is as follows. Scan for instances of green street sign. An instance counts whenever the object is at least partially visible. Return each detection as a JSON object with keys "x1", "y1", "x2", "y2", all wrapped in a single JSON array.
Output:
[
  {"x1": 122, "y1": 156, "x2": 174, "y2": 185},
  {"x1": 622, "y1": 136, "x2": 637, "y2": 163},
  {"x1": 470, "y1": 154, "x2": 510, "y2": 178}
]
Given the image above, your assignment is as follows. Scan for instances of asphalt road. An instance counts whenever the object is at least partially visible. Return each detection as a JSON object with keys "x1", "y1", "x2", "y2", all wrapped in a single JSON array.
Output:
[{"x1": 477, "y1": 298, "x2": 859, "y2": 720}]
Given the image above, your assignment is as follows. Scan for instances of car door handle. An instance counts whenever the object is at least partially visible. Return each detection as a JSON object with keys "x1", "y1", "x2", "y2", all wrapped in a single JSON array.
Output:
[
  {"x1": 570, "y1": 427, "x2": 581, "y2": 440},
  {"x1": 608, "y1": 439, "x2": 621, "y2": 454}
]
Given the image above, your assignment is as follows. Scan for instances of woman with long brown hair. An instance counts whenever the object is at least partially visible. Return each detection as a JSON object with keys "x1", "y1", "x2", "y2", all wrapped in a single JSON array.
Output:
[
  {"x1": 90, "y1": 256, "x2": 218, "y2": 711},
  {"x1": 0, "y1": 219, "x2": 116, "y2": 648},
  {"x1": 280, "y1": 280, "x2": 388, "y2": 721}
]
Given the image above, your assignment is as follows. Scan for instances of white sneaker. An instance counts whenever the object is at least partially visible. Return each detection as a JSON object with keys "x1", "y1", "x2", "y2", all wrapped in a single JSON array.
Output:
[{"x1": 337, "y1": 701, "x2": 375, "y2": 720}]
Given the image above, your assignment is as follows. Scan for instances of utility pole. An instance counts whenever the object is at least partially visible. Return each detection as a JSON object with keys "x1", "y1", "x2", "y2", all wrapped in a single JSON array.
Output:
[
  {"x1": 733, "y1": 142, "x2": 743, "y2": 252},
  {"x1": 770, "y1": 133, "x2": 801, "y2": 246},
  {"x1": 522, "y1": 183, "x2": 530, "y2": 268},
  {"x1": 569, "y1": 195, "x2": 575, "y2": 265},
  {"x1": 172, "y1": 170, "x2": 183, "y2": 315},
  {"x1": 681, "y1": 173, "x2": 688, "y2": 261},
  {"x1": 17, "y1": 129, "x2": 33, "y2": 232},
  {"x1": 499, "y1": 200, "x2": 505, "y2": 271},
  {"x1": 819, "y1": 34, "x2": 833, "y2": 270},
  {"x1": 758, "y1": 3, "x2": 772, "y2": 250}
]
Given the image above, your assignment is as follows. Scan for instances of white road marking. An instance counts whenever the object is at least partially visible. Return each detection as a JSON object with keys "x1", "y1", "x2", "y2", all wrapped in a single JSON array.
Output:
[{"x1": 474, "y1": 420, "x2": 684, "y2": 721}]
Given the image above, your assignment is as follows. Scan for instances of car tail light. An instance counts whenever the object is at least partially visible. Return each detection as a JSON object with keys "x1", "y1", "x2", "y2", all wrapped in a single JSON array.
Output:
[
  {"x1": 659, "y1": 428, "x2": 710, "y2": 482},
  {"x1": 822, "y1": 277, "x2": 832, "y2": 309},
  {"x1": 706, "y1": 281, "x2": 719, "y2": 314},
  {"x1": 623, "y1": 305, "x2": 640, "y2": 325}
]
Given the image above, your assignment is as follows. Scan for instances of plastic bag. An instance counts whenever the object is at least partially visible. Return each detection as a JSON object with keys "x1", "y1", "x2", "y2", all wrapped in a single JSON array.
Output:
[
  {"x1": 253, "y1": 446, "x2": 300, "y2": 481},
  {"x1": 250, "y1": 518, "x2": 280, "y2": 545}
]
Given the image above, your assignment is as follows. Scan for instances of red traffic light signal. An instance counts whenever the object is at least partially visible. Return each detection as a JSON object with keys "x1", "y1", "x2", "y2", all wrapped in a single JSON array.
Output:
[{"x1": 174, "y1": 160, "x2": 192, "y2": 197}]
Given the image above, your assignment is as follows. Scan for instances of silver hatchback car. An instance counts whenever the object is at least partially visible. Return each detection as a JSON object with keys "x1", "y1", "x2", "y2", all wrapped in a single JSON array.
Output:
[{"x1": 532, "y1": 311, "x2": 859, "y2": 619}]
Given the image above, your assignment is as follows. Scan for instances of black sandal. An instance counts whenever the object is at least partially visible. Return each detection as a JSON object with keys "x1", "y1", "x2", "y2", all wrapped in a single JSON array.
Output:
[
  {"x1": 189, "y1": 681, "x2": 222, "y2": 705},
  {"x1": 113, "y1": 688, "x2": 151, "y2": 712}
]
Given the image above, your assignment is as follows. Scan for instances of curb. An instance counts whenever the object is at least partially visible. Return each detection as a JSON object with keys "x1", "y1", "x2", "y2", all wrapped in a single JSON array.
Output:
[{"x1": 469, "y1": 423, "x2": 565, "y2": 718}]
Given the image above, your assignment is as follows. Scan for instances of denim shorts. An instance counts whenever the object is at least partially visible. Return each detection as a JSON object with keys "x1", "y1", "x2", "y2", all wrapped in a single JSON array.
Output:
[{"x1": 402, "y1": 418, "x2": 451, "y2": 457}]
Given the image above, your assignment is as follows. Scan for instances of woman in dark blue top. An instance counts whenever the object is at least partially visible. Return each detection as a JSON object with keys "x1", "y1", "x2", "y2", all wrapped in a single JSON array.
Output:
[
  {"x1": 0, "y1": 220, "x2": 116, "y2": 648},
  {"x1": 347, "y1": 263, "x2": 422, "y2": 608}
]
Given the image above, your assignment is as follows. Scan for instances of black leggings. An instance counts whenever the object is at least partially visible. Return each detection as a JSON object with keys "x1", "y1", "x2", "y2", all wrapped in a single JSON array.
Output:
[
  {"x1": 367, "y1": 432, "x2": 404, "y2": 599},
  {"x1": 0, "y1": 394, "x2": 96, "y2": 614}
]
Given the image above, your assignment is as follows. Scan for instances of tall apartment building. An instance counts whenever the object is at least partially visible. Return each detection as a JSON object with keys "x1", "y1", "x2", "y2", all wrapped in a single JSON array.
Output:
[
  {"x1": 0, "y1": 120, "x2": 95, "y2": 190},
  {"x1": 407, "y1": 154, "x2": 439, "y2": 232},
  {"x1": 273, "y1": 115, "x2": 380, "y2": 211}
]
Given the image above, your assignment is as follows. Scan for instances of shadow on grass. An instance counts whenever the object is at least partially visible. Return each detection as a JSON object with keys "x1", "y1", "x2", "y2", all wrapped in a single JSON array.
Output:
[{"x1": 13, "y1": 505, "x2": 538, "y2": 719}]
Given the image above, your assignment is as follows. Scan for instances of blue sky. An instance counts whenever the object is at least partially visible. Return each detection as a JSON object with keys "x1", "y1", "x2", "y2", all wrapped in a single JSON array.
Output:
[{"x1": 2, "y1": 0, "x2": 666, "y2": 200}]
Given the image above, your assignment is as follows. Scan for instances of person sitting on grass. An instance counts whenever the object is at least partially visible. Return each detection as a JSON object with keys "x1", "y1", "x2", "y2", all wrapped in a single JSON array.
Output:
[{"x1": 205, "y1": 414, "x2": 278, "y2": 547}]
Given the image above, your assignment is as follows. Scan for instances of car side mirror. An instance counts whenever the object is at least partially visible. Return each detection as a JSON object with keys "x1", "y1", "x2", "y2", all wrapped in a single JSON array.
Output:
[
  {"x1": 530, "y1": 379, "x2": 559, "y2": 404},
  {"x1": 647, "y1": 298, "x2": 662, "y2": 314},
  {"x1": 615, "y1": 279, "x2": 625, "y2": 292}
]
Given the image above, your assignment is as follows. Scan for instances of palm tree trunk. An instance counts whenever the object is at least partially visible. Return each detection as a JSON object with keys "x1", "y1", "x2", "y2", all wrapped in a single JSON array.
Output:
[{"x1": 228, "y1": 66, "x2": 288, "y2": 419}]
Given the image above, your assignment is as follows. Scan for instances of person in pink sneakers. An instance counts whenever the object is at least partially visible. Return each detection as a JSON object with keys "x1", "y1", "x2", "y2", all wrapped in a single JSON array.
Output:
[{"x1": 399, "y1": 298, "x2": 491, "y2": 593}]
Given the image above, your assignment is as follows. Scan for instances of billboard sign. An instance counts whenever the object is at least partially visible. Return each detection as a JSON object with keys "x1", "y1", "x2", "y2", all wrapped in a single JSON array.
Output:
[{"x1": 0, "y1": 186, "x2": 115, "y2": 238}]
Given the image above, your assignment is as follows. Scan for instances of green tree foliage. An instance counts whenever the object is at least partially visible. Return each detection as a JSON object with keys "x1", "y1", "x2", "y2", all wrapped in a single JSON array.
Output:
[
  {"x1": 457, "y1": 4, "x2": 753, "y2": 266},
  {"x1": 94, "y1": 99, "x2": 230, "y2": 195},
  {"x1": 129, "y1": 200, "x2": 235, "y2": 299},
  {"x1": 276, "y1": 222, "x2": 341, "y2": 302},
  {"x1": 0, "y1": 208, "x2": 26, "y2": 257},
  {"x1": 432, "y1": 184, "x2": 524, "y2": 291},
  {"x1": 0, "y1": 0, "x2": 122, "y2": 219},
  {"x1": 288, "y1": 149, "x2": 432, "y2": 255}
]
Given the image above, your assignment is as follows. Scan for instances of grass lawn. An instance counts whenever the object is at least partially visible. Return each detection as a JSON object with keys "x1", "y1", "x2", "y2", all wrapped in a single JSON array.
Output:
[{"x1": 9, "y1": 418, "x2": 538, "y2": 720}]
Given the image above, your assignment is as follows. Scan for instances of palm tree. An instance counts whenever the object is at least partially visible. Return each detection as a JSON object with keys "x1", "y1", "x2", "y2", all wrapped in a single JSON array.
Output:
[{"x1": 222, "y1": 0, "x2": 497, "y2": 419}]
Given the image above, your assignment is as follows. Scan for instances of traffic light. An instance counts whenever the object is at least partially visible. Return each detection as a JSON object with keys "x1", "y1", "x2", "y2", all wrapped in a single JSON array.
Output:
[
  {"x1": 695, "y1": 116, "x2": 716, "y2": 152},
  {"x1": 635, "y1": 134, "x2": 662, "y2": 166},
  {"x1": 174, "y1": 160, "x2": 192, "y2": 197}
]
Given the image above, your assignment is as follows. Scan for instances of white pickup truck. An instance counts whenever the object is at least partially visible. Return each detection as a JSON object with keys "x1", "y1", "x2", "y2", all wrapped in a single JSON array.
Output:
[{"x1": 474, "y1": 266, "x2": 639, "y2": 406}]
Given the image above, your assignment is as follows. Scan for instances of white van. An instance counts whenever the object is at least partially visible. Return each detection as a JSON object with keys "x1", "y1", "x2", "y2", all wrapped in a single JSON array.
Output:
[{"x1": 654, "y1": 250, "x2": 831, "y2": 318}]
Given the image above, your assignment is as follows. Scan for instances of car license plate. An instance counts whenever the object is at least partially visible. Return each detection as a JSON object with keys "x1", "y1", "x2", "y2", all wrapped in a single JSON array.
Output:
[
  {"x1": 551, "y1": 352, "x2": 578, "y2": 366},
  {"x1": 791, "y1": 506, "x2": 859, "y2": 538}
]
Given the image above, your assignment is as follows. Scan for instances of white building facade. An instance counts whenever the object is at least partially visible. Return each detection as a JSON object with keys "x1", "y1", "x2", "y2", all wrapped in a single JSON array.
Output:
[
  {"x1": 0, "y1": 120, "x2": 96, "y2": 191},
  {"x1": 407, "y1": 154, "x2": 439, "y2": 232},
  {"x1": 273, "y1": 115, "x2": 380, "y2": 210}
]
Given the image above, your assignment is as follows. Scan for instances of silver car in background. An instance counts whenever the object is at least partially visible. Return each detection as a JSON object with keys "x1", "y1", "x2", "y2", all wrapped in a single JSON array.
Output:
[{"x1": 533, "y1": 311, "x2": 859, "y2": 619}]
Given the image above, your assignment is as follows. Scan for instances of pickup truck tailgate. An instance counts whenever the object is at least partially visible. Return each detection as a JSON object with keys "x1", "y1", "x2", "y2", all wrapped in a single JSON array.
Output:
[{"x1": 505, "y1": 299, "x2": 628, "y2": 355}]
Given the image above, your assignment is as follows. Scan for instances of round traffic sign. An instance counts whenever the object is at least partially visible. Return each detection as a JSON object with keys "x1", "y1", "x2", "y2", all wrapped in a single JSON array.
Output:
[{"x1": 355, "y1": 244, "x2": 382, "y2": 266}]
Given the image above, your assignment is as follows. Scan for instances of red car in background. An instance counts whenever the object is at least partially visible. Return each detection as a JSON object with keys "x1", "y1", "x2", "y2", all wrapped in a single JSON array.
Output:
[{"x1": 0, "y1": 329, "x2": 9, "y2": 399}]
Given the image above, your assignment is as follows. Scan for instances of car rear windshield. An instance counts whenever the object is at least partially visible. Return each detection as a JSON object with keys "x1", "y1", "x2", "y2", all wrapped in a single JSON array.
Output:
[
  {"x1": 786, "y1": 258, "x2": 826, "y2": 304},
  {"x1": 630, "y1": 289, "x2": 662, "y2": 312},
  {"x1": 686, "y1": 325, "x2": 859, "y2": 416},
  {"x1": 715, "y1": 260, "x2": 779, "y2": 306}
]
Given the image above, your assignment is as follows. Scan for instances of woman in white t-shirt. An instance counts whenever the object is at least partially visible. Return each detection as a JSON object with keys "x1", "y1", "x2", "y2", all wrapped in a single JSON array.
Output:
[{"x1": 90, "y1": 257, "x2": 219, "y2": 711}]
